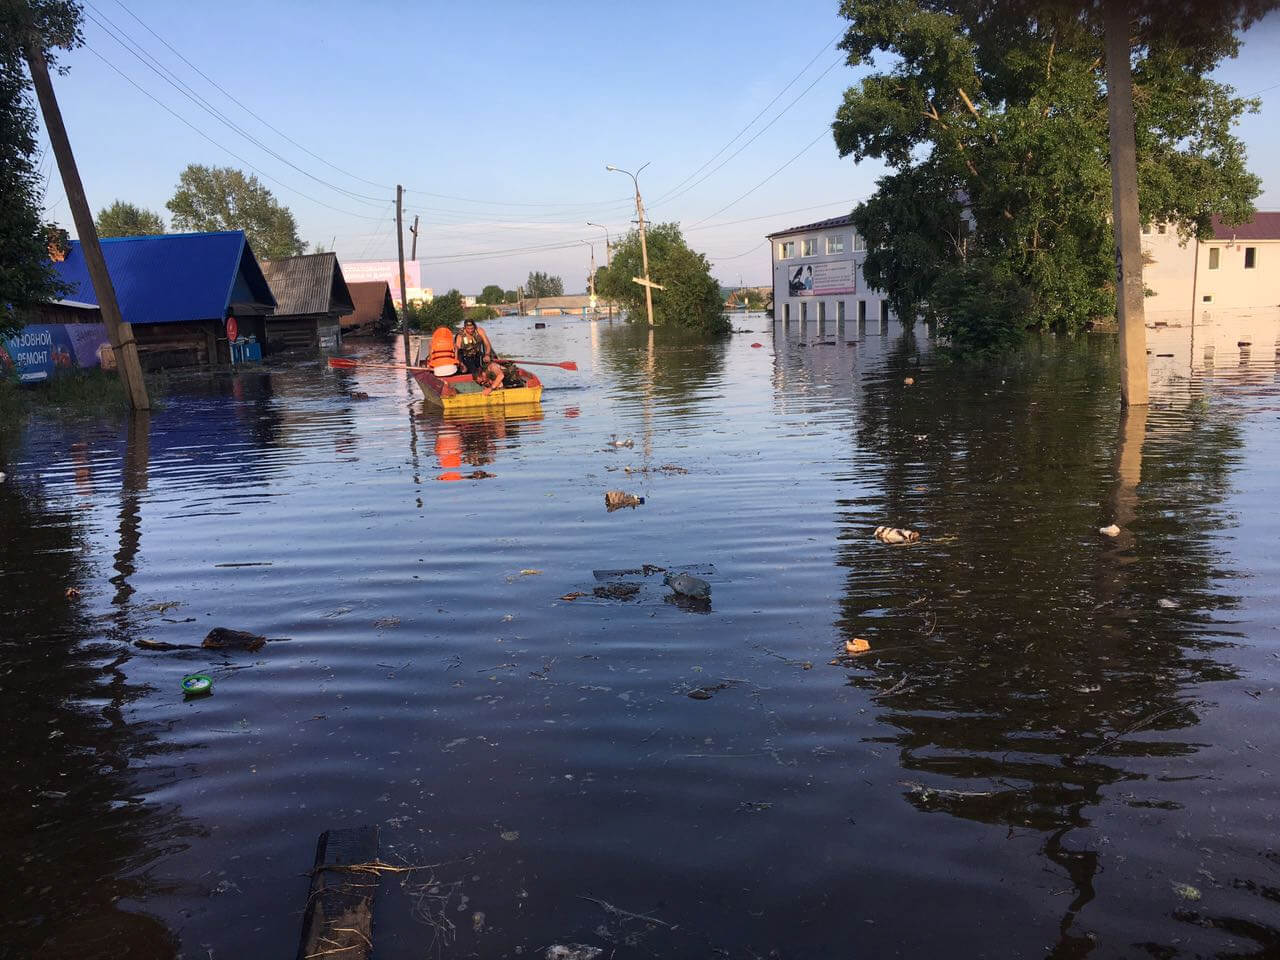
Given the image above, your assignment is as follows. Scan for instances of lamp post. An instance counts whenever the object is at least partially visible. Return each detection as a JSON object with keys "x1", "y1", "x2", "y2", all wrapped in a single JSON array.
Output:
[
  {"x1": 580, "y1": 239, "x2": 598, "y2": 318},
  {"x1": 586, "y1": 221, "x2": 612, "y2": 319},
  {"x1": 606, "y1": 163, "x2": 658, "y2": 327}
]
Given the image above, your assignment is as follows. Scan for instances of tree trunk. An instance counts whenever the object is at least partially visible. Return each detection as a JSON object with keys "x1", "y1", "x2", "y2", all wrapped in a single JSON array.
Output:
[{"x1": 1103, "y1": 0, "x2": 1149, "y2": 407}]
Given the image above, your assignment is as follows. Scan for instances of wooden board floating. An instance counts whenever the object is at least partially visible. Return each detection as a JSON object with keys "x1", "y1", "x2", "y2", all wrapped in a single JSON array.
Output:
[{"x1": 295, "y1": 826, "x2": 379, "y2": 960}]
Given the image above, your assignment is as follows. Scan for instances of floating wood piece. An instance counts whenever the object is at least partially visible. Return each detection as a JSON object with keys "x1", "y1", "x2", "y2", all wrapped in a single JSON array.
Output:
[{"x1": 295, "y1": 826, "x2": 379, "y2": 960}]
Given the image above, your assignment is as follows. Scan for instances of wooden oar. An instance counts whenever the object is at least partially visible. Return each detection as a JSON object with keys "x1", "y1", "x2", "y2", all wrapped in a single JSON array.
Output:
[
  {"x1": 327, "y1": 356, "x2": 579, "y2": 373},
  {"x1": 328, "y1": 357, "x2": 428, "y2": 372},
  {"x1": 499, "y1": 358, "x2": 578, "y2": 371},
  {"x1": 325, "y1": 358, "x2": 581, "y2": 373}
]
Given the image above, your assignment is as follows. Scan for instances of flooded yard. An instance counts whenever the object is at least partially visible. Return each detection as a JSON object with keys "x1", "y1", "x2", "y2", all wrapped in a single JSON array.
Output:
[{"x1": 3, "y1": 314, "x2": 1279, "y2": 959}]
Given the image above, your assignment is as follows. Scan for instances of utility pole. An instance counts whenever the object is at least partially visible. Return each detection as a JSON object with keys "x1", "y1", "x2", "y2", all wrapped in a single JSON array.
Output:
[
  {"x1": 25, "y1": 40, "x2": 149, "y2": 410},
  {"x1": 395, "y1": 184, "x2": 410, "y2": 362},
  {"x1": 409, "y1": 214, "x2": 420, "y2": 261},
  {"x1": 1103, "y1": 0, "x2": 1149, "y2": 407},
  {"x1": 607, "y1": 164, "x2": 661, "y2": 327},
  {"x1": 587, "y1": 221, "x2": 612, "y2": 319},
  {"x1": 581, "y1": 240, "x2": 597, "y2": 317}
]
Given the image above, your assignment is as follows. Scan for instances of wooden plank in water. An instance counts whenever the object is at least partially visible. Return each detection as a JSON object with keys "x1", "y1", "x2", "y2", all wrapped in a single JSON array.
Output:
[{"x1": 295, "y1": 826, "x2": 379, "y2": 960}]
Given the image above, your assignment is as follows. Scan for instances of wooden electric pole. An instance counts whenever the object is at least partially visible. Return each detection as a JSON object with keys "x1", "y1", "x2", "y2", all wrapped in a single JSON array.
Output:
[
  {"x1": 409, "y1": 215, "x2": 419, "y2": 261},
  {"x1": 607, "y1": 164, "x2": 661, "y2": 327},
  {"x1": 25, "y1": 40, "x2": 149, "y2": 410},
  {"x1": 395, "y1": 184, "x2": 410, "y2": 362},
  {"x1": 1103, "y1": 0, "x2": 1149, "y2": 407}
]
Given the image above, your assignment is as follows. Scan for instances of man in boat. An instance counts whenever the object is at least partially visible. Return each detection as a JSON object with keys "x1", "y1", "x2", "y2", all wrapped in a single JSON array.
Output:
[{"x1": 455, "y1": 319, "x2": 506, "y2": 395}]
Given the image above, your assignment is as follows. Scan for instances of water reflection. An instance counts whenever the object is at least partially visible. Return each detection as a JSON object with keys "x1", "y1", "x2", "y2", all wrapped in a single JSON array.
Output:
[
  {"x1": 424, "y1": 407, "x2": 544, "y2": 481},
  {"x1": 834, "y1": 334, "x2": 1260, "y2": 953},
  {"x1": 1, "y1": 423, "x2": 194, "y2": 958}
]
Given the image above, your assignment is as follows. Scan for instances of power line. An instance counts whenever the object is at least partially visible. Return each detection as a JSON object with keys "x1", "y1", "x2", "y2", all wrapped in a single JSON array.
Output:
[
  {"x1": 692, "y1": 128, "x2": 831, "y2": 226},
  {"x1": 109, "y1": 0, "x2": 394, "y2": 194},
  {"x1": 683, "y1": 197, "x2": 860, "y2": 233},
  {"x1": 706, "y1": 240, "x2": 768, "y2": 261},
  {"x1": 651, "y1": 30, "x2": 843, "y2": 205},
  {"x1": 85, "y1": 4, "x2": 387, "y2": 206},
  {"x1": 649, "y1": 57, "x2": 843, "y2": 212},
  {"x1": 85, "y1": 45, "x2": 389, "y2": 220}
]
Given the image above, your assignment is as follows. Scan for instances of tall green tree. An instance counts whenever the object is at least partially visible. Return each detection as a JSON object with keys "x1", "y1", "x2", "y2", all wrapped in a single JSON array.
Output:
[
  {"x1": 0, "y1": 0, "x2": 83, "y2": 337},
  {"x1": 479, "y1": 284, "x2": 505, "y2": 304},
  {"x1": 524, "y1": 271, "x2": 563, "y2": 298},
  {"x1": 410, "y1": 289, "x2": 464, "y2": 331},
  {"x1": 166, "y1": 164, "x2": 305, "y2": 258},
  {"x1": 95, "y1": 199, "x2": 165, "y2": 238},
  {"x1": 833, "y1": 0, "x2": 1270, "y2": 351},
  {"x1": 595, "y1": 223, "x2": 729, "y2": 336}
]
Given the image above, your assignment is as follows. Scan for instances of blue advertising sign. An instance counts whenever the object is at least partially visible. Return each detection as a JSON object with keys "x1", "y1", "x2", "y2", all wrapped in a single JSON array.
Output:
[{"x1": 0, "y1": 324, "x2": 111, "y2": 383}]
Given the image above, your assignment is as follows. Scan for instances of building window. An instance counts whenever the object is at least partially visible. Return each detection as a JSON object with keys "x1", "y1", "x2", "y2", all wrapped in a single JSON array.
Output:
[
  {"x1": 1208, "y1": 247, "x2": 1220, "y2": 270},
  {"x1": 1202, "y1": 294, "x2": 1214, "y2": 303},
  {"x1": 1245, "y1": 246, "x2": 1256, "y2": 269},
  {"x1": 858, "y1": 300, "x2": 866, "y2": 322},
  {"x1": 853, "y1": 232, "x2": 867, "y2": 253},
  {"x1": 801, "y1": 239, "x2": 816, "y2": 257},
  {"x1": 783, "y1": 302, "x2": 790, "y2": 322},
  {"x1": 1155, "y1": 224, "x2": 1166, "y2": 235},
  {"x1": 837, "y1": 300, "x2": 846, "y2": 322},
  {"x1": 818, "y1": 301, "x2": 826, "y2": 323},
  {"x1": 826, "y1": 235, "x2": 845, "y2": 254},
  {"x1": 800, "y1": 301, "x2": 808, "y2": 322},
  {"x1": 778, "y1": 241, "x2": 795, "y2": 259},
  {"x1": 1142, "y1": 224, "x2": 1151, "y2": 236}
]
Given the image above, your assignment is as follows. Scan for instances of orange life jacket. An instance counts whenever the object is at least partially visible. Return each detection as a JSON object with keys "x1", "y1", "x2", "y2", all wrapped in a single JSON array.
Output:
[{"x1": 427, "y1": 326, "x2": 457, "y2": 370}]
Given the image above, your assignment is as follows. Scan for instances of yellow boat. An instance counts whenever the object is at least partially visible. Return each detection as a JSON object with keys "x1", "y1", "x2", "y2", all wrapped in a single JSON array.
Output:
[{"x1": 412, "y1": 366, "x2": 543, "y2": 410}]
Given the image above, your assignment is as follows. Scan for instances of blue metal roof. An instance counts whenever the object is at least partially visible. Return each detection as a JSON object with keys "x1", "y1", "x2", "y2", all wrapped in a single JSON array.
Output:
[{"x1": 50, "y1": 231, "x2": 276, "y2": 325}]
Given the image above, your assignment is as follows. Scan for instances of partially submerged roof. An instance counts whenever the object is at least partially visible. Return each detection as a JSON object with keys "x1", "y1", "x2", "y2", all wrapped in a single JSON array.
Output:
[
  {"x1": 49, "y1": 231, "x2": 276, "y2": 324},
  {"x1": 1211, "y1": 212, "x2": 1280, "y2": 241},
  {"x1": 259, "y1": 252, "x2": 354, "y2": 317},
  {"x1": 766, "y1": 213, "x2": 855, "y2": 240},
  {"x1": 340, "y1": 281, "x2": 396, "y2": 330}
]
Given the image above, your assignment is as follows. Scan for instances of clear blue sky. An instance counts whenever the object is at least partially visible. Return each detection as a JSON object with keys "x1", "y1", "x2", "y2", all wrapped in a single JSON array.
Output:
[{"x1": 37, "y1": 0, "x2": 1280, "y2": 294}]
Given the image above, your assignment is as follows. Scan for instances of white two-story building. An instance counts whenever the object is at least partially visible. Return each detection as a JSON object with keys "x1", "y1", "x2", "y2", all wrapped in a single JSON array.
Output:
[{"x1": 767, "y1": 214, "x2": 892, "y2": 327}]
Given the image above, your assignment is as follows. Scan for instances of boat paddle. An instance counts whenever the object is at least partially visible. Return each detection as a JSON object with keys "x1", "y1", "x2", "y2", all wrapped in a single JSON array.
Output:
[{"x1": 328, "y1": 356, "x2": 578, "y2": 372}]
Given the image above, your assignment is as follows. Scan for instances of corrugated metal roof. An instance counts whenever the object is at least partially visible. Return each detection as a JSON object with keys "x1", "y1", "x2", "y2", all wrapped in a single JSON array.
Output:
[
  {"x1": 259, "y1": 253, "x2": 354, "y2": 317},
  {"x1": 1211, "y1": 212, "x2": 1280, "y2": 241},
  {"x1": 49, "y1": 231, "x2": 276, "y2": 325},
  {"x1": 340, "y1": 281, "x2": 395, "y2": 330},
  {"x1": 766, "y1": 213, "x2": 855, "y2": 239}
]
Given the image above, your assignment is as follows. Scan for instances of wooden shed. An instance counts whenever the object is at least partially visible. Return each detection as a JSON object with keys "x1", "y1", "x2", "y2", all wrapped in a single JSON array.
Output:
[
  {"x1": 47, "y1": 231, "x2": 276, "y2": 369},
  {"x1": 340, "y1": 281, "x2": 397, "y2": 337},
  {"x1": 259, "y1": 253, "x2": 354, "y2": 353}
]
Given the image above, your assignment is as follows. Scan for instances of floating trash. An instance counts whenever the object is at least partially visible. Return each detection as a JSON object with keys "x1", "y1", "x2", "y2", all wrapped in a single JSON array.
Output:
[
  {"x1": 1099, "y1": 524, "x2": 1121, "y2": 537},
  {"x1": 604, "y1": 490, "x2": 644, "y2": 511},
  {"x1": 181, "y1": 674, "x2": 213, "y2": 698},
  {"x1": 874, "y1": 526, "x2": 920, "y2": 545}
]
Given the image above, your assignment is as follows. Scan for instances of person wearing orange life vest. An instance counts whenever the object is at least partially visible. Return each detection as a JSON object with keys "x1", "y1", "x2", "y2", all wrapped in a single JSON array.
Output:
[
  {"x1": 426, "y1": 326, "x2": 459, "y2": 374},
  {"x1": 455, "y1": 319, "x2": 506, "y2": 395}
]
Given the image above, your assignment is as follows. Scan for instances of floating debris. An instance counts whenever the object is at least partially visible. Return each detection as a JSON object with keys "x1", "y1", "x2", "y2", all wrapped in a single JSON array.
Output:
[
  {"x1": 609, "y1": 435, "x2": 634, "y2": 448},
  {"x1": 904, "y1": 377, "x2": 915, "y2": 385},
  {"x1": 1171, "y1": 882, "x2": 1201, "y2": 901},
  {"x1": 545, "y1": 946, "x2": 603, "y2": 960},
  {"x1": 1099, "y1": 524, "x2": 1121, "y2": 537},
  {"x1": 593, "y1": 583, "x2": 640, "y2": 601},
  {"x1": 874, "y1": 526, "x2": 920, "y2": 545},
  {"x1": 373, "y1": 617, "x2": 401, "y2": 629},
  {"x1": 468, "y1": 469, "x2": 497, "y2": 479},
  {"x1": 560, "y1": 591, "x2": 587, "y2": 601},
  {"x1": 604, "y1": 490, "x2": 644, "y2": 511},
  {"x1": 664, "y1": 572, "x2": 710, "y2": 600},
  {"x1": 845, "y1": 637, "x2": 871, "y2": 656},
  {"x1": 181, "y1": 674, "x2": 213, "y2": 698},
  {"x1": 520, "y1": 569, "x2": 543, "y2": 576},
  {"x1": 203, "y1": 628, "x2": 266, "y2": 651}
]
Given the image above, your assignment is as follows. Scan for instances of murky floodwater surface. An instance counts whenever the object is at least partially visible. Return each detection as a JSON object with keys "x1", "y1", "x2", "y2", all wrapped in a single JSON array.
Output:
[{"x1": 3, "y1": 316, "x2": 1279, "y2": 959}]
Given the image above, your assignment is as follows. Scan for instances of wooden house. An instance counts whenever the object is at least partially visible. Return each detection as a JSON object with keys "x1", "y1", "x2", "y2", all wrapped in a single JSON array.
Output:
[
  {"x1": 47, "y1": 231, "x2": 276, "y2": 369},
  {"x1": 340, "y1": 281, "x2": 397, "y2": 337},
  {"x1": 259, "y1": 253, "x2": 354, "y2": 352}
]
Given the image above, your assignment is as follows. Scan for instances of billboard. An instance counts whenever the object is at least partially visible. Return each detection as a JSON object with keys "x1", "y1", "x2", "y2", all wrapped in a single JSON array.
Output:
[
  {"x1": 1, "y1": 323, "x2": 111, "y2": 383},
  {"x1": 341, "y1": 260, "x2": 428, "y2": 305},
  {"x1": 786, "y1": 260, "x2": 856, "y2": 297}
]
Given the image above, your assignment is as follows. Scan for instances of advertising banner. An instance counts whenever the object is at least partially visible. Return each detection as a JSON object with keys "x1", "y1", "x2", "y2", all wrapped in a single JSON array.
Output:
[
  {"x1": 786, "y1": 260, "x2": 856, "y2": 297},
  {"x1": 0, "y1": 323, "x2": 111, "y2": 383},
  {"x1": 342, "y1": 260, "x2": 425, "y2": 305}
]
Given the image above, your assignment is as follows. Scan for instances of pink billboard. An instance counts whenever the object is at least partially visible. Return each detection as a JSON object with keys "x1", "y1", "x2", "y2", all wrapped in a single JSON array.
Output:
[{"x1": 341, "y1": 259, "x2": 422, "y2": 304}]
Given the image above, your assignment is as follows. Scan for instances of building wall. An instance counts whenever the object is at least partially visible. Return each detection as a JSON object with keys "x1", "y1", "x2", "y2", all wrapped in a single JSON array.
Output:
[
  {"x1": 770, "y1": 226, "x2": 890, "y2": 327},
  {"x1": 1143, "y1": 226, "x2": 1279, "y2": 323}
]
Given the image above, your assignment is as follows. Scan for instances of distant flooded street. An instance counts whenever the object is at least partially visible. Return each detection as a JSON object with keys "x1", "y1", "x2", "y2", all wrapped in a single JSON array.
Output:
[{"x1": 3, "y1": 315, "x2": 1279, "y2": 958}]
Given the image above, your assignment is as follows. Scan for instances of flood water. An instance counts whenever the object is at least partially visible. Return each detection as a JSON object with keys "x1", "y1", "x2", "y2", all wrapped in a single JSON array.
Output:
[{"x1": 3, "y1": 314, "x2": 1279, "y2": 959}]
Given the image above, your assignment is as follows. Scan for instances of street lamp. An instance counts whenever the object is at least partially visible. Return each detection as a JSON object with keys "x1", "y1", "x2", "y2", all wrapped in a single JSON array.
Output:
[
  {"x1": 606, "y1": 163, "x2": 659, "y2": 327},
  {"x1": 586, "y1": 221, "x2": 612, "y2": 318}
]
